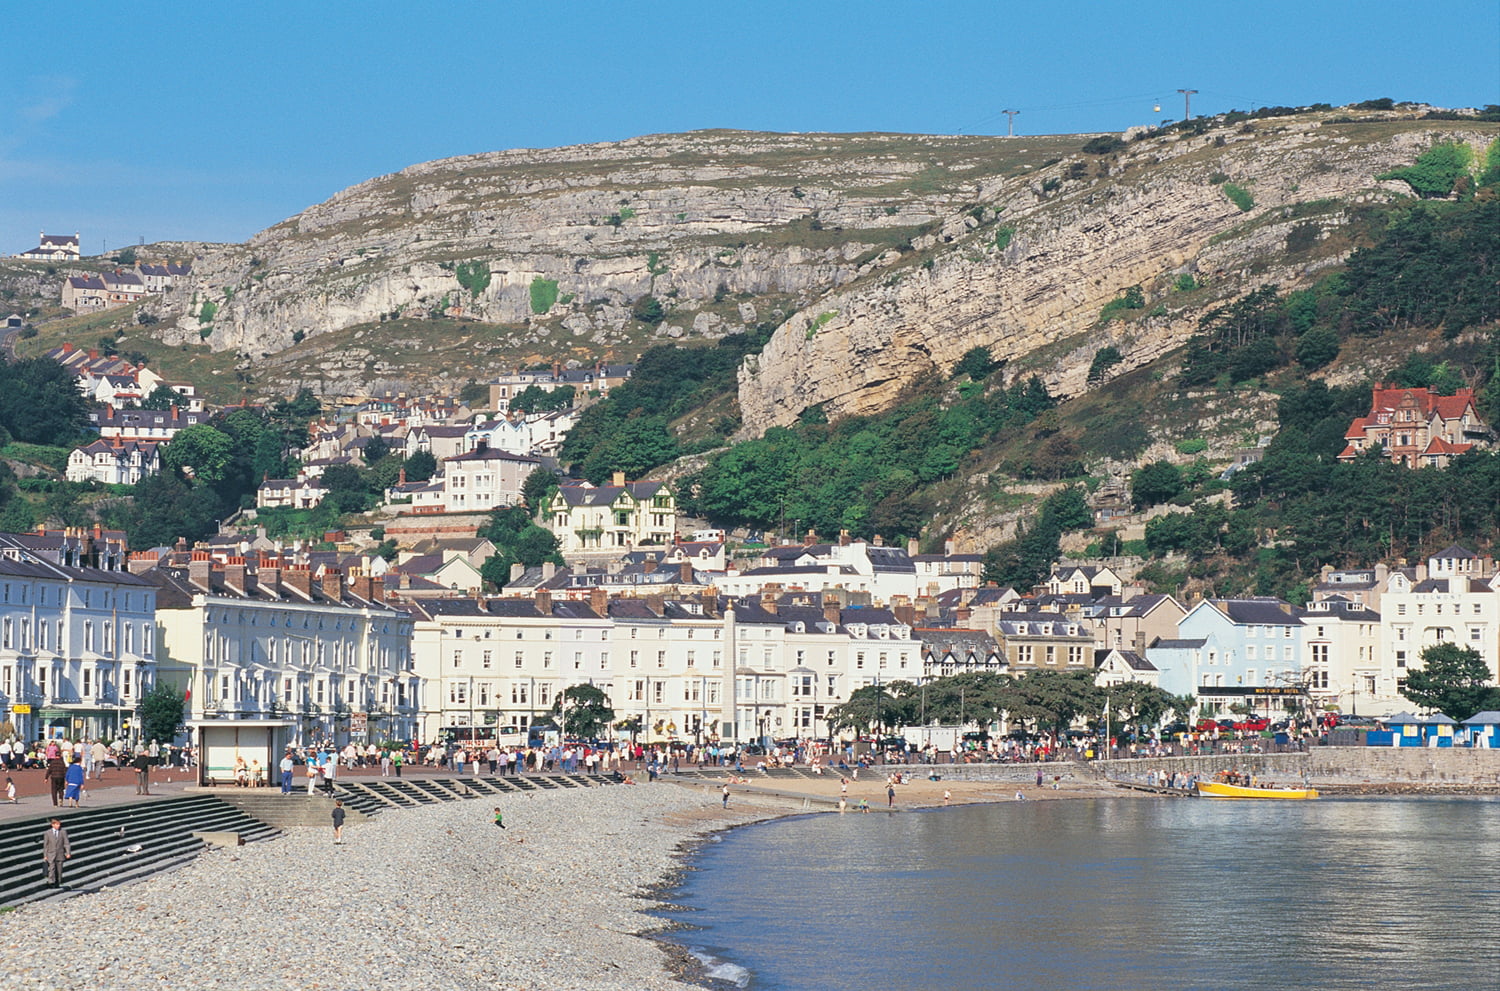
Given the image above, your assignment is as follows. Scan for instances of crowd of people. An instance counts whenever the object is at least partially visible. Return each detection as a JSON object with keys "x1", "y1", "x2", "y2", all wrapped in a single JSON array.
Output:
[{"x1": 3, "y1": 736, "x2": 178, "y2": 807}]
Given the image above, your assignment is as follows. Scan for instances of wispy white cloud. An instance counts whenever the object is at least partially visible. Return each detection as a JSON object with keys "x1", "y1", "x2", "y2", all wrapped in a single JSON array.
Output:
[{"x1": 18, "y1": 75, "x2": 78, "y2": 124}]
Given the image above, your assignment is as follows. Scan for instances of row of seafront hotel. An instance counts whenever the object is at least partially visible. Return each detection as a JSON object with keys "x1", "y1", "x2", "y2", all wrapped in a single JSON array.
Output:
[{"x1": 3, "y1": 523, "x2": 1500, "y2": 746}]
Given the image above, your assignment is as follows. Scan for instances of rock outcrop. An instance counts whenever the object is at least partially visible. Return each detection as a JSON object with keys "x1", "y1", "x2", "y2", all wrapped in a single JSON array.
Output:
[
  {"x1": 736, "y1": 119, "x2": 1498, "y2": 432},
  {"x1": 130, "y1": 115, "x2": 1496, "y2": 427}
]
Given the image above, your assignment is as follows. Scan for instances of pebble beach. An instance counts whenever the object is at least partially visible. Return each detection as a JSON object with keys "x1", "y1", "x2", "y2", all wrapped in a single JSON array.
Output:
[{"x1": 0, "y1": 774, "x2": 1120, "y2": 990}]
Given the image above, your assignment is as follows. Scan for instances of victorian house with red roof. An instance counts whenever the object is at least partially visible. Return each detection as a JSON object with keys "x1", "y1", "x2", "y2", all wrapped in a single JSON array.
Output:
[{"x1": 1337, "y1": 383, "x2": 1492, "y2": 468}]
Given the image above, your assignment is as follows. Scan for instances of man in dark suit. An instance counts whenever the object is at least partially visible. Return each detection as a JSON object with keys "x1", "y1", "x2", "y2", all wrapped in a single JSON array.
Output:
[{"x1": 42, "y1": 817, "x2": 70, "y2": 888}]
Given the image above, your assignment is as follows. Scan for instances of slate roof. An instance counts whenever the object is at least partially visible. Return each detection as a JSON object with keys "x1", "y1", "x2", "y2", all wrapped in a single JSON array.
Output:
[{"x1": 1212, "y1": 599, "x2": 1301, "y2": 626}]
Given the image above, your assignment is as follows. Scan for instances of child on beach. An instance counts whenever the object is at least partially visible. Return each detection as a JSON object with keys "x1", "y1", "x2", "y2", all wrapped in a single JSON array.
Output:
[
  {"x1": 331, "y1": 799, "x2": 346, "y2": 844},
  {"x1": 4, "y1": 776, "x2": 14, "y2": 803},
  {"x1": 493, "y1": 807, "x2": 507, "y2": 829}
]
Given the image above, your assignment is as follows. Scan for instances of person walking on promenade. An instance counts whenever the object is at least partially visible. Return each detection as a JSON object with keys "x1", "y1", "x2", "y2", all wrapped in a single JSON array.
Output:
[
  {"x1": 44, "y1": 750, "x2": 67, "y2": 806},
  {"x1": 392, "y1": 749, "x2": 403, "y2": 778},
  {"x1": 42, "y1": 818, "x2": 71, "y2": 888},
  {"x1": 721, "y1": 783, "x2": 730, "y2": 809},
  {"x1": 493, "y1": 806, "x2": 507, "y2": 830},
  {"x1": 5, "y1": 776, "x2": 16, "y2": 803},
  {"x1": 63, "y1": 756, "x2": 85, "y2": 808},
  {"x1": 279, "y1": 750, "x2": 295, "y2": 795},
  {"x1": 306, "y1": 757, "x2": 319, "y2": 796},
  {"x1": 887, "y1": 783, "x2": 896, "y2": 808},
  {"x1": 132, "y1": 746, "x2": 152, "y2": 795},
  {"x1": 331, "y1": 800, "x2": 346, "y2": 844},
  {"x1": 90, "y1": 739, "x2": 108, "y2": 780}
]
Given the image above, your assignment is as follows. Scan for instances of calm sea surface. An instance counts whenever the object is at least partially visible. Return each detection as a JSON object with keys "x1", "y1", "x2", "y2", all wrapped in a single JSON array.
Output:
[{"x1": 667, "y1": 797, "x2": 1500, "y2": 990}]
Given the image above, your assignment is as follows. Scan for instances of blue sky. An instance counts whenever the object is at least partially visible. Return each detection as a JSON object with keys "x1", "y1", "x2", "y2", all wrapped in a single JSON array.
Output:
[{"x1": 3, "y1": 1, "x2": 1496, "y2": 255}]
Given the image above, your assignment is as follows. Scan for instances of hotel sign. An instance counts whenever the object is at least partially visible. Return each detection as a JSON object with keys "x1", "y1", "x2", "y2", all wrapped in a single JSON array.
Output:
[
  {"x1": 10, "y1": 704, "x2": 31, "y2": 714},
  {"x1": 1203, "y1": 687, "x2": 1305, "y2": 697}
]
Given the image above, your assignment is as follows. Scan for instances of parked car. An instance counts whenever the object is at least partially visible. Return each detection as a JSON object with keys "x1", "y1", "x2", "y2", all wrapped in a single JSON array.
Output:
[{"x1": 1234, "y1": 717, "x2": 1270, "y2": 732}]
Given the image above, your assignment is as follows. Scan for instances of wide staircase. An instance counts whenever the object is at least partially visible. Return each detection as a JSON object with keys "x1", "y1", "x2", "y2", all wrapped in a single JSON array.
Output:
[
  {"x1": 209, "y1": 789, "x2": 373, "y2": 830},
  {"x1": 334, "y1": 773, "x2": 611, "y2": 810},
  {"x1": 0, "y1": 796, "x2": 280, "y2": 908}
]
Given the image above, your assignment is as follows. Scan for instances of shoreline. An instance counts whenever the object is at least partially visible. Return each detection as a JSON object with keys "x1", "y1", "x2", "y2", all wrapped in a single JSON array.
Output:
[{"x1": 1, "y1": 772, "x2": 1493, "y2": 990}]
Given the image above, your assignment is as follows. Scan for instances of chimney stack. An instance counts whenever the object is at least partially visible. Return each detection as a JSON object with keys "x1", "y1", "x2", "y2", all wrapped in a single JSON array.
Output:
[
  {"x1": 320, "y1": 568, "x2": 345, "y2": 602},
  {"x1": 907, "y1": 538, "x2": 920, "y2": 556},
  {"x1": 679, "y1": 560, "x2": 693, "y2": 584},
  {"x1": 839, "y1": 529, "x2": 850, "y2": 547},
  {"x1": 283, "y1": 567, "x2": 314, "y2": 599},
  {"x1": 589, "y1": 586, "x2": 608, "y2": 618},
  {"x1": 188, "y1": 552, "x2": 213, "y2": 591},
  {"x1": 643, "y1": 554, "x2": 657, "y2": 575},
  {"x1": 612, "y1": 471, "x2": 626, "y2": 487},
  {"x1": 823, "y1": 593, "x2": 842, "y2": 627},
  {"x1": 535, "y1": 588, "x2": 553, "y2": 614}
]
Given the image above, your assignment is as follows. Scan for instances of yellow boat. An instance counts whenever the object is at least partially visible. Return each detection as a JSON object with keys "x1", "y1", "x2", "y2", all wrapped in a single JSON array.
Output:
[{"x1": 1195, "y1": 781, "x2": 1319, "y2": 800}]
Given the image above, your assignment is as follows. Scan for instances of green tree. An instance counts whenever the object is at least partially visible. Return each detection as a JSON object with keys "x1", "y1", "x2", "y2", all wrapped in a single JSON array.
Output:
[
  {"x1": 0, "y1": 357, "x2": 90, "y2": 446},
  {"x1": 404, "y1": 450, "x2": 437, "y2": 482},
  {"x1": 522, "y1": 466, "x2": 558, "y2": 509},
  {"x1": 953, "y1": 346, "x2": 999, "y2": 380},
  {"x1": 320, "y1": 463, "x2": 374, "y2": 513},
  {"x1": 510, "y1": 384, "x2": 575, "y2": 413},
  {"x1": 1294, "y1": 327, "x2": 1340, "y2": 369},
  {"x1": 162, "y1": 424, "x2": 235, "y2": 483},
  {"x1": 1400, "y1": 643, "x2": 1499, "y2": 720},
  {"x1": 555, "y1": 684, "x2": 615, "y2": 739},
  {"x1": 362, "y1": 434, "x2": 390, "y2": 465},
  {"x1": 1086, "y1": 346, "x2": 1124, "y2": 384},
  {"x1": 107, "y1": 472, "x2": 222, "y2": 549},
  {"x1": 138, "y1": 384, "x2": 183, "y2": 410},
  {"x1": 631, "y1": 295, "x2": 665, "y2": 325},
  {"x1": 137, "y1": 682, "x2": 187, "y2": 745},
  {"x1": 1131, "y1": 461, "x2": 1184, "y2": 509},
  {"x1": 827, "y1": 681, "x2": 920, "y2": 734}
]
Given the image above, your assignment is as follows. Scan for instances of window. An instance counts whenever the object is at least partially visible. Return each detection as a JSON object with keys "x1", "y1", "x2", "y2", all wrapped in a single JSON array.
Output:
[
  {"x1": 453, "y1": 649, "x2": 463, "y2": 669},
  {"x1": 1471, "y1": 627, "x2": 1483, "y2": 642},
  {"x1": 657, "y1": 651, "x2": 666, "y2": 669},
  {"x1": 515, "y1": 651, "x2": 523, "y2": 668},
  {"x1": 482, "y1": 650, "x2": 492, "y2": 669},
  {"x1": 1246, "y1": 645, "x2": 1257, "y2": 660},
  {"x1": 629, "y1": 650, "x2": 638, "y2": 668},
  {"x1": 686, "y1": 650, "x2": 696, "y2": 667},
  {"x1": 1396, "y1": 650, "x2": 1407, "y2": 668}
]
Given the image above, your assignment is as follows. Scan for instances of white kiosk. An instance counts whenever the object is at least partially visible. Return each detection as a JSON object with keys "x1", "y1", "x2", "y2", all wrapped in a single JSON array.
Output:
[{"x1": 188, "y1": 719, "x2": 297, "y2": 787}]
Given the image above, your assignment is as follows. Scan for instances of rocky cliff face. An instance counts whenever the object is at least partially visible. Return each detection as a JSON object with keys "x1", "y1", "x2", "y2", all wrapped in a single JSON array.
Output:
[
  {"x1": 150, "y1": 132, "x2": 1036, "y2": 359},
  {"x1": 736, "y1": 119, "x2": 1497, "y2": 432},
  {"x1": 136, "y1": 115, "x2": 1496, "y2": 425}
]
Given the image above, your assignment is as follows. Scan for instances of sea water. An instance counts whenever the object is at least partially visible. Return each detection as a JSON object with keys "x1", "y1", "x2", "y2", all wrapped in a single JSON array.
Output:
[{"x1": 668, "y1": 797, "x2": 1500, "y2": 990}]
